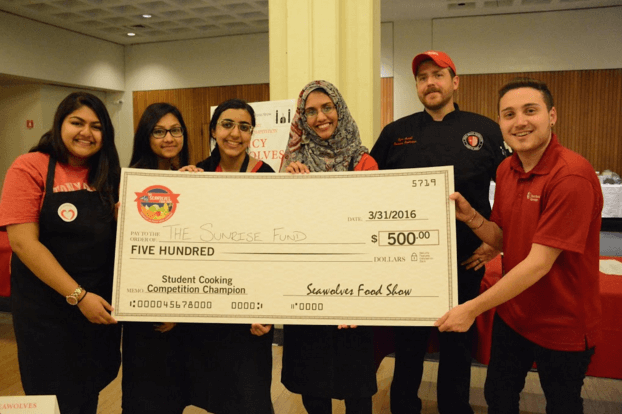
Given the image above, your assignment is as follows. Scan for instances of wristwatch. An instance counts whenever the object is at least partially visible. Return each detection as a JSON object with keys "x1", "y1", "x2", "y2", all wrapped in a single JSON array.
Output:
[{"x1": 66, "y1": 286, "x2": 84, "y2": 305}]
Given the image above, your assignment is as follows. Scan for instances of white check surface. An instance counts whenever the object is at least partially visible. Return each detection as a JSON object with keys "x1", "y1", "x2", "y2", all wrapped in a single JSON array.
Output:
[{"x1": 112, "y1": 167, "x2": 457, "y2": 326}]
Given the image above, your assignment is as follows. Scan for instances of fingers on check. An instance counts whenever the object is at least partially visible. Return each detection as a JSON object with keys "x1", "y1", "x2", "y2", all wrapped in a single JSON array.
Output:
[
  {"x1": 434, "y1": 313, "x2": 448, "y2": 328},
  {"x1": 293, "y1": 162, "x2": 309, "y2": 173},
  {"x1": 98, "y1": 309, "x2": 117, "y2": 324},
  {"x1": 180, "y1": 165, "x2": 203, "y2": 172}
]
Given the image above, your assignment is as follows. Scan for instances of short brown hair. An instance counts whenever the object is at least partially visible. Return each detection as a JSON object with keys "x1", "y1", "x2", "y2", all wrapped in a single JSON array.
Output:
[{"x1": 498, "y1": 77, "x2": 554, "y2": 111}]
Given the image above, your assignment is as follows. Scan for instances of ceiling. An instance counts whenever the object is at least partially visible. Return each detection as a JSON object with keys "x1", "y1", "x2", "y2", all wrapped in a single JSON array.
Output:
[{"x1": 0, "y1": 0, "x2": 621, "y2": 46}]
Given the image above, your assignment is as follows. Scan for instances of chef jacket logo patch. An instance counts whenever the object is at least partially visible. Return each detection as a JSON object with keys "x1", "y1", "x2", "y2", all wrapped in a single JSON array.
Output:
[
  {"x1": 462, "y1": 132, "x2": 484, "y2": 151},
  {"x1": 134, "y1": 185, "x2": 180, "y2": 223}
]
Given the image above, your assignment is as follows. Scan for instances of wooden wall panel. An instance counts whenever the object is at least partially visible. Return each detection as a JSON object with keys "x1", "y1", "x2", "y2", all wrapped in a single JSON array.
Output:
[
  {"x1": 132, "y1": 84, "x2": 269, "y2": 165},
  {"x1": 132, "y1": 72, "x2": 620, "y2": 173},
  {"x1": 454, "y1": 69, "x2": 622, "y2": 174},
  {"x1": 381, "y1": 77, "x2": 394, "y2": 130}
]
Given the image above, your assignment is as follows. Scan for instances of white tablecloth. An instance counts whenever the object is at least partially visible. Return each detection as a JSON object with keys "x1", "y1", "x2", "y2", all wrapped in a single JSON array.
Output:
[{"x1": 489, "y1": 182, "x2": 622, "y2": 218}]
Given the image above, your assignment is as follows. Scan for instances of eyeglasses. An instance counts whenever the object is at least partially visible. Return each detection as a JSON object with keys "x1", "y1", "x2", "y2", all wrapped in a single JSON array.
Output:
[
  {"x1": 152, "y1": 127, "x2": 184, "y2": 139},
  {"x1": 304, "y1": 104, "x2": 335, "y2": 118},
  {"x1": 217, "y1": 120, "x2": 254, "y2": 134}
]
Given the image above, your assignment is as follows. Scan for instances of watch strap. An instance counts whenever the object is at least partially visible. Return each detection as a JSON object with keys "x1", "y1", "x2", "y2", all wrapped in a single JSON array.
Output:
[{"x1": 77, "y1": 291, "x2": 88, "y2": 304}]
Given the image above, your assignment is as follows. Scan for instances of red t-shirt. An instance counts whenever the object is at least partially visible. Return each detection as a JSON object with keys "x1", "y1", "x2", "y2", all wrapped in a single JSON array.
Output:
[
  {"x1": 0, "y1": 152, "x2": 94, "y2": 229},
  {"x1": 354, "y1": 153, "x2": 379, "y2": 171},
  {"x1": 490, "y1": 134, "x2": 603, "y2": 351}
]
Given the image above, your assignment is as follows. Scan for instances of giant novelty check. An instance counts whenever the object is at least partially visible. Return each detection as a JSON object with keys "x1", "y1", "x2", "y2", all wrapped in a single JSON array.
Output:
[{"x1": 111, "y1": 167, "x2": 457, "y2": 326}]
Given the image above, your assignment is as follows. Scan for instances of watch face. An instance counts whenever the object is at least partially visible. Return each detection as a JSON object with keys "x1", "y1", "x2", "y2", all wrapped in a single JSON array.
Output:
[{"x1": 66, "y1": 287, "x2": 82, "y2": 305}]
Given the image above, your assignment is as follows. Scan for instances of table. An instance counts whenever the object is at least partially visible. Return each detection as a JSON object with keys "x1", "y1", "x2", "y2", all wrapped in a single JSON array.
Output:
[
  {"x1": 476, "y1": 255, "x2": 622, "y2": 379},
  {"x1": 601, "y1": 184, "x2": 622, "y2": 218},
  {"x1": 489, "y1": 182, "x2": 622, "y2": 218}
]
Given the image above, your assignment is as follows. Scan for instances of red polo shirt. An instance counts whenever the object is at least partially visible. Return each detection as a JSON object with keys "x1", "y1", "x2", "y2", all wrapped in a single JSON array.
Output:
[{"x1": 490, "y1": 134, "x2": 603, "y2": 351}]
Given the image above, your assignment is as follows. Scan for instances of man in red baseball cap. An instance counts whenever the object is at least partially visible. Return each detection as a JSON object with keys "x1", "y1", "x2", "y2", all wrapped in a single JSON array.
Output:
[
  {"x1": 412, "y1": 50, "x2": 457, "y2": 78},
  {"x1": 371, "y1": 51, "x2": 508, "y2": 414}
]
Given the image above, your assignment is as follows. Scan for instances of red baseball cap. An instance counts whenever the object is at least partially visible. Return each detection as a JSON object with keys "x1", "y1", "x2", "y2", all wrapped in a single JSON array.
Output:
[{"x1": 412, "y1": 50, "x2": 457, "y2": 76}]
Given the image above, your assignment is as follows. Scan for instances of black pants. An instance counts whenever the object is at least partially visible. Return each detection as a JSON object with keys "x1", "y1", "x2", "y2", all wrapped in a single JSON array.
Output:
[
  {"x1": 390, "y1": 266, "x2": 482, "y2": 414},
  {"x1": 63, "y1": 396, "x2": 98, "y2": 414},
  {"x1": 390, "y1": 326, "x2": 475, "y2": 414},
  {"x1": 485, "y1": 314, "x2": 594, "y2": 414},
  {"x1": 301, "y1": 395, "x2": 372, "y2": 414}
]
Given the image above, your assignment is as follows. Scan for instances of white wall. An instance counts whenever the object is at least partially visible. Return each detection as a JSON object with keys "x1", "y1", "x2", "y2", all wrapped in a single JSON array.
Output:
[
  {"x1": 0, "y1": 11, "x2": 125, "y2": 189},
  {"x1": 38, "y1": 85, "x2": 108, "y2": 128},
  {"x1": 380, "y1": 22, "x2": 394, "y2": 78},
  {"x1": 390, "y1": 7, "x2": 622, "y2": 123},
  {"x1": 392, "y1": 20, "x2": 432, "y2": 120},
  {"x1": 0, "y1": 11, "x2": 125, "y2": 91},
  {"x1": 1, "y1": 6, "x2": 621, "y2": 171},
  {"x1": 434, "y1": 8, "x2": 622, "y2": 74},
  {"x1": 0, "y1": 85, "x2": 42, "y2": 191},
  {"x1": 125, "y1": 34, "x2": 269, "y2": 91}
]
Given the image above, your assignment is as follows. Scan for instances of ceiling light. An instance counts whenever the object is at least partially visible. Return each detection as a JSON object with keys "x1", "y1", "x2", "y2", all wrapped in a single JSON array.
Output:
[
  {"x1": 127, "y1": 33, "x2": 136, "y2": 36},
  {"x1": 142, "y1": 14, "x2": 152, "y2": 18}
]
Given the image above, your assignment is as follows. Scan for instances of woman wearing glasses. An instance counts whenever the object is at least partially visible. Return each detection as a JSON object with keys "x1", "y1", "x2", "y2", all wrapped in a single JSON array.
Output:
[
  {"x1": 197, "y1": 98, "x2": 274, "y2": 173},
  {"x1": 280, "y1": 80, "x2": 378, "y2": 414},
  {"x1": 195, "y1": 98, "x2": 274, "y2": 414},
  {"x1": 128, "y1": 103, "x2": 189, "y2": 170},
  {"x1": 123, "y1": 102, "x2": 205, "y2": 414}
]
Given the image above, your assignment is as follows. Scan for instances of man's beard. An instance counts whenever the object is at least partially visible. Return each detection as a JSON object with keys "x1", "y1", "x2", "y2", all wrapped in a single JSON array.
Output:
[{"x1": 422, "y1": 91, "x2": 452, "y2": 111}]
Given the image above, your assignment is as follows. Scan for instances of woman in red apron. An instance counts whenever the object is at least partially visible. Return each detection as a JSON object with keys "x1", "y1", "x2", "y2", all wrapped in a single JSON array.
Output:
[{"x1": 0, "y1": 92, "x2": 122, "y2": 414}]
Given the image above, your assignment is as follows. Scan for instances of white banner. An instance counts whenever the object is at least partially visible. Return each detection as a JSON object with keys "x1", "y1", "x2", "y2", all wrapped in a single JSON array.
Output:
[{"x1": 0, "y1": 396, "x2": 60, "y2": 414}]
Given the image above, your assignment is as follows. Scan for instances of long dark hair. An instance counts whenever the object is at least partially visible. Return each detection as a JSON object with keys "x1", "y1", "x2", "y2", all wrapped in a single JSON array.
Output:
[
  {"x1": 30, "y1": 92, "x2": 120, "y2": 210},
  {"x1": 201, "y1": 99, "x2": 256, "y2": 170},
  {"x1": 129, "y1": 103, "x2": 190, "y2": 170}
]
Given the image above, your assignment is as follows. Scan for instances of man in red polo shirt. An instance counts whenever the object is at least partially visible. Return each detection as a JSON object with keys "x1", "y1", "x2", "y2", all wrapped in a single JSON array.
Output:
[{"x1": 436, "y1": 77, "x2": 603, "y2": 414}]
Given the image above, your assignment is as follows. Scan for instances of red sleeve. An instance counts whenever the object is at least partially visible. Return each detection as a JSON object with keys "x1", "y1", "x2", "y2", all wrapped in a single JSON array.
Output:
[
  {"x1": 354, "y1": 153, "x2": 379, "y2": 171},
  {"x1": 489, "y1": 158, "x2": 511, "y2": 227},
  {"x1": 0, "y1": 153, "x2": 49, "y2": 229},
  {"x1": 532, "y1": 176, "x2": 595, "y2": 254}
]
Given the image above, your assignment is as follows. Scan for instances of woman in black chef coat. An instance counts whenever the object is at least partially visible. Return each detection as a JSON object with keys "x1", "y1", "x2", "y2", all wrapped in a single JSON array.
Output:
[{"x1": 0, "y1": 92, "x2": 121, "y2": 414}]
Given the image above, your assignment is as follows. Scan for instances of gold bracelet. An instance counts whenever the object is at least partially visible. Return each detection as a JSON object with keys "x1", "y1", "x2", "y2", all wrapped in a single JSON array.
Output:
[
  {"x1": 466, "y1": 209, "x2": 478, "y2": 224},
  {"x1": 471, "y1": 215, "x2": 485, "y2": 230}
]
